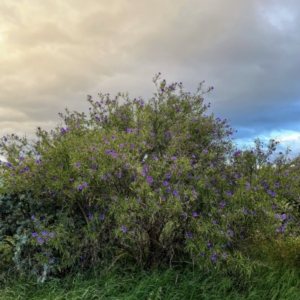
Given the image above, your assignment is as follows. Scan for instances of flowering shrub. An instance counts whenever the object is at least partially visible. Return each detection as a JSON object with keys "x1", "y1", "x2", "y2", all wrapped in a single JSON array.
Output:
[
  {"x1": 1, "y1": 73, "x2": 299, "y2": 280},
  {"x1": 0, "y1": 188, "x2": 60, "y2": 276}
]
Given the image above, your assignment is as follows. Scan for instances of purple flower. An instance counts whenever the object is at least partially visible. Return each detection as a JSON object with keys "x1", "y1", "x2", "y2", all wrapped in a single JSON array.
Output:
[
  {"x1": 89, "y1": 215, "x2": 93, "y2": 220},
  {"x1": 100, "y1": 214, "x2": 105, "y2": 220},
  {"x1": 219, "y1": 202, "x2": 226, "y2": 207},
  {"x1": 210, "y1": 252, "x2": 217, "y2": 262},
  {"x1": 173, "y1": 190, "x2": 178, "y2": 195},
  {"x1": 83, "y1": 182, "x2": 87, "y2": 187},
  {"x1": 75, "y1": 163, "x2": 81, "y2": 167},
  {"x1": 271, "y1": 204, "x2": 276, "y2": 210},
  {"x1": 152, "y1": 154, "x2": 158, "y2": 161},
  {"x1": 200, "y1": 252, "x2": 205, "y2": 257},
  {"x1": 281, "y1": 214, "x2": 287, "y2": 221},
  {"x1": 227, "y1": 229, "x2": 234, "y2": 237},
  {"x1": 31, "y1": 215, "x2": 35, "y2": 220},
  {"x1": 49, "y1": 233, "x2": 54, "y2": 238},
  {"x1": 37, "y1": 237, "x2": 44, "y2": 243},
  {"x1": 222, "y1": 253, "x2": 228, "y2": 258},
  {"x1": 6, "y1": 162, "x2": 12, "y2": 168},
  {"x1": 193, "y1": 212, "x2": 198, "y2": 217},
  {"x1": 35, "y1": 160, "x2": 40, "y2": 164},
  {"x1": 42, "y1": 231, "x2": 47, "y2": 236},
  {"x1": 163, "y1": 181, "x2": 169, "y2": 186},
  {"x1": 233, "y1": 150, "x2": 241, "y2": 157},
  {"x1": 78, "y1": 185, "x2": 83, "y2": 190},
  {"x1": 120, "y1": 144, "x2": 124, "y2": 148},
  {"x1": 49, "y1": 258, "x2": 54, "y2": 263},
  {"x1": 111, "y1": 135, "x2": 115, "y2": 140},
  {"x1": 121, "y1": 227, "x2": 127, "y2": 233},
  {"x1": 32, "y1": 232, "x2": 37, "y2": 237},
  {"x1": 171, "y1": 156, "x2": 177, "y2": 160},
  {"x1": 186, "y1": 232, "x2": 193, "y2": 238},
  {"x1": 212, "y1": 220, "x2": 217, "y2": 224},
  {"x1": 172, "y1": 165, "x2": 177, "y2": 169},
  {"x1": 146, "y1": 176, "x2": 153, "y2": 183}
]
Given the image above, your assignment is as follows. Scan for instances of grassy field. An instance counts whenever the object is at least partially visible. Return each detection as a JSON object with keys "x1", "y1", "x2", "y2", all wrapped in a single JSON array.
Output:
[{"x1": 1, "y1": 259, "x2": 300, "y2": 299}]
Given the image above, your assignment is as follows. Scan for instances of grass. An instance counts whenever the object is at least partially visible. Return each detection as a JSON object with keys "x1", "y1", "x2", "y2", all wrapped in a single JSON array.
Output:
[{"x1": 1, "y1": 257, "x2": 300, "y2": 299}]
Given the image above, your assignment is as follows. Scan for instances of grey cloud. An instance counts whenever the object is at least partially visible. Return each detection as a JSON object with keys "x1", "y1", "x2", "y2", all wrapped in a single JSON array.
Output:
[{"x1": 0, "y1": 0, "x2": 299, "y2": 164}]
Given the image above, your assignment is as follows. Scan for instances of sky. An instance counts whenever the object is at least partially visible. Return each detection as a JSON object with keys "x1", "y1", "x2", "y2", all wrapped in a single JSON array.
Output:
[{"x1": 0, "y1": 0, "x2": 299, "y2": 167}]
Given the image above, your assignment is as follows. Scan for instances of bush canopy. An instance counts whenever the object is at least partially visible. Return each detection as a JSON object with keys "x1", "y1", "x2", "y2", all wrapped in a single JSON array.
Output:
[{"x1": 1, "y1": 73, "x2": 299, "y2": 281}]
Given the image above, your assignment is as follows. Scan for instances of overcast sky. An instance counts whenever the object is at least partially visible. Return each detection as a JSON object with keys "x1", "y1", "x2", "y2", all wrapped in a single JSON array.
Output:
[{"x1": 0, "y1": 0, "x2": 299, "y2": 166}]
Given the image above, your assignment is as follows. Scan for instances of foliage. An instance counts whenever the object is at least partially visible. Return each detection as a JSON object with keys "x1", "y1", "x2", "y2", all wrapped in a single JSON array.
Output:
[
  {"x1": 0, "y1": 178, "x2": 70, "y2": 278},
  {"x1": 0, "y1": 73, "x2": 299, "y2": 283},
  {"x1": 1, "y1": 261, "x2": 300, "y2": 299}
]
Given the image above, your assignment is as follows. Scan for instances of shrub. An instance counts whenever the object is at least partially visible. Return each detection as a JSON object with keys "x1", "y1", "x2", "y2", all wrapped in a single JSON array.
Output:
[
  {"x1": 0, "y1": 177, "x2": 68, "y2": 279},
  {"x1": 0, "y1": 73, "x2": 299, "y2": 281}
]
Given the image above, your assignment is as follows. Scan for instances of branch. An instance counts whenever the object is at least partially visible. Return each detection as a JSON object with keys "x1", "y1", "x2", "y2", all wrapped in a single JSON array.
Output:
[{"x1": 75, "y1": 200, "x2": 89, "y2": 226}]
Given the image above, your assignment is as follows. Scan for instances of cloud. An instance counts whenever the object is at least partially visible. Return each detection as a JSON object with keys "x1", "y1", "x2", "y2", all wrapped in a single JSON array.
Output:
[{"x1": 0, "y1": 0, "x2": 299, "y2": 165}]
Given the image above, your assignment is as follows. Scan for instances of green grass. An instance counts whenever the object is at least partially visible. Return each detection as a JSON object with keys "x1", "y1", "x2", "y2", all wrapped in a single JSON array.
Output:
[{"x1": 1, "y1": 261, "x2": 300, "y2": 299}]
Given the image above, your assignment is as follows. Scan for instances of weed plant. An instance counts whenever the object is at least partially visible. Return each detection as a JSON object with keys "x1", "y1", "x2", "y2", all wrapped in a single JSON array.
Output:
[{"x1": 0, "y1": 73, "x2": 300, "y2": 298}]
